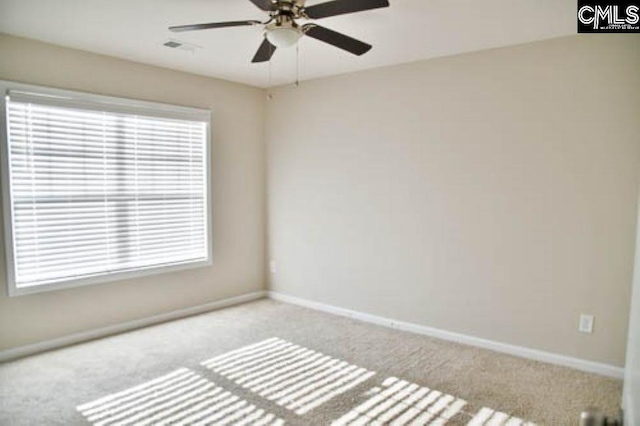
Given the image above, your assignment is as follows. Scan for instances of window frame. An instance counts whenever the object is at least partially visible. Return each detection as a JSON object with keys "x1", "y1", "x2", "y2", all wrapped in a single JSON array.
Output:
[{"x1": 0, "y1": 80, "x2": 213, "y2": 297}]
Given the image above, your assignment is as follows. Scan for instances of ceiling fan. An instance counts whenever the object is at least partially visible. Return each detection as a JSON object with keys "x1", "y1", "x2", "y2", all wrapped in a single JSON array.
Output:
[{"x1": 169, "y1": 0, "x2": 390, "y2": 63}]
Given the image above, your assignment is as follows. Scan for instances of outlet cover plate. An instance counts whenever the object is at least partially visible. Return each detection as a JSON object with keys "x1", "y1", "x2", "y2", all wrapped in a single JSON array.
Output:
[{"x1": 579, "y1": 314, "x2": 595, "y2": 333}]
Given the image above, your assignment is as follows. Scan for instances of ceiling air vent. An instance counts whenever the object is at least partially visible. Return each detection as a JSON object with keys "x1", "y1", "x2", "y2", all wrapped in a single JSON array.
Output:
[{"x1": 162, "y1": 39, "x2": 201, "y2": 53}]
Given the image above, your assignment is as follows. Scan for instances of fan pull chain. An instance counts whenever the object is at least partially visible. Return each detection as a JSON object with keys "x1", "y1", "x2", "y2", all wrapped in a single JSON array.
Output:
[
  {"x1": 295, "y1": 43, "x2": 300, "y2": 87},
  {"x1": 267, "y1": 42, "x2": 273, "y2": 100},
  {"x1": 269, "y1": 42, "x2": 273, "y2": 87}
]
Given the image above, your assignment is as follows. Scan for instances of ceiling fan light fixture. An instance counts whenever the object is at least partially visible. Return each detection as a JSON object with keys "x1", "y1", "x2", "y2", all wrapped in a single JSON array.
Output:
[{"x1": 266, "y1": 26, "x2": 302, "y2": 48}]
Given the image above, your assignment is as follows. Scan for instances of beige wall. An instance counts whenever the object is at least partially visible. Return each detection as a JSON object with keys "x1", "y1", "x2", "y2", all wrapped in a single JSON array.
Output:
[
  {"x1": 266, "y1": 35, "x2": 640, "y2": 366},
  {"x1": 0, "y1": 35, "x2": 266, "y2": 350}
]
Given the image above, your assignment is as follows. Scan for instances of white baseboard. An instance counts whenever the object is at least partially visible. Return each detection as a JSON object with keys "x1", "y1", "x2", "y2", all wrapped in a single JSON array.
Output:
[
  {"x1": 2, "y1": 289, "x2": 624, "y2": 380},
  {"x1": 268, "y1": 291, "x2": 624, "y2": 379},
  {"x1": 0, "y1": 291, "x2": 267, "y2": 363}
]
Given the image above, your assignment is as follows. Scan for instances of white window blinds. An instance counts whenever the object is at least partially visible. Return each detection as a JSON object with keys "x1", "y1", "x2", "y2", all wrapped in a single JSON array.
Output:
[{"x1": 3, "y1": 88, "x2": 211, "y2": 294}]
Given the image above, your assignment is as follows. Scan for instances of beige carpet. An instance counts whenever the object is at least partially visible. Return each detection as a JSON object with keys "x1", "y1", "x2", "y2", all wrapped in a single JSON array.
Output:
[{"x1": 0, "y1": 299, "x2": 622, "y2": 425}]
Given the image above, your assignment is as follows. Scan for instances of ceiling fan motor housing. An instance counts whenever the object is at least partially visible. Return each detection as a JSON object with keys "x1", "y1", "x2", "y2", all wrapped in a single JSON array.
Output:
[{"x1": 272, "y1": 0, "x2": 306, "y2": 18}]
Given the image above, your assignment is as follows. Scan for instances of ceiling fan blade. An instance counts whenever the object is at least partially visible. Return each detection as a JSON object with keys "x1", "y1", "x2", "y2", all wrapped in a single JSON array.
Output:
[
  {"x1": 169, "y1": 20, "x2": 261, "y2": 32},
  {"x1": 248, "y1": 0, "x2": 276, "y2": 11},
  {"x1": 252, "y1": 38, "x2": 277, "y2": 63},
  {"x1": 304, "y1": 0, "x2": 389, "y2": 19},
  {"x1": 303, "y1": 24, "x2": 371, "y2": 56}
]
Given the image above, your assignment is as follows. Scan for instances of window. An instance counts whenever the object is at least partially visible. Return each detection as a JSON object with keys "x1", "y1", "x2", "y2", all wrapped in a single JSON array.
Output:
[{"x1": 0, "y1": 82, "x2": 212, "y2": 296}]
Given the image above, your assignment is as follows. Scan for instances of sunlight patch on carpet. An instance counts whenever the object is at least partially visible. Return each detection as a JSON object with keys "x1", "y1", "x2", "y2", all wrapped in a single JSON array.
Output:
[
  {"x1": 331, "y1": 377, "x2": 467, "y2": 426},
  {"x1": 201, "y1": 338, "x2": 375, "y2": 415},
  {"x1": 76, "y1": 368, "x2": 284, "y2": 426},
  {"x1": 467, "y1": 407, "x2": 536, "y2": 426},
  {"x1": 330, "y1": 377, "x2": 538, "y2": 426}
]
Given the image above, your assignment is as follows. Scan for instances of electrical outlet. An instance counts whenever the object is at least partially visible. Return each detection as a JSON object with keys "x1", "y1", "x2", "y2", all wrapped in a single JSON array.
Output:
[
  {"x1": 579, "y1": 314, "x2": 595, "y2": 333},
  {"x1": 269, "y1": 260, "x2": 277, "y2": 274}
]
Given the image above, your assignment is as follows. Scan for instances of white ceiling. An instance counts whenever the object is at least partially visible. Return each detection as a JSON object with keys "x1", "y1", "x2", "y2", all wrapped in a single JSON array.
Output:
[{"x1": 0, "y1": 0, "x2": 576, "y2": 88}]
